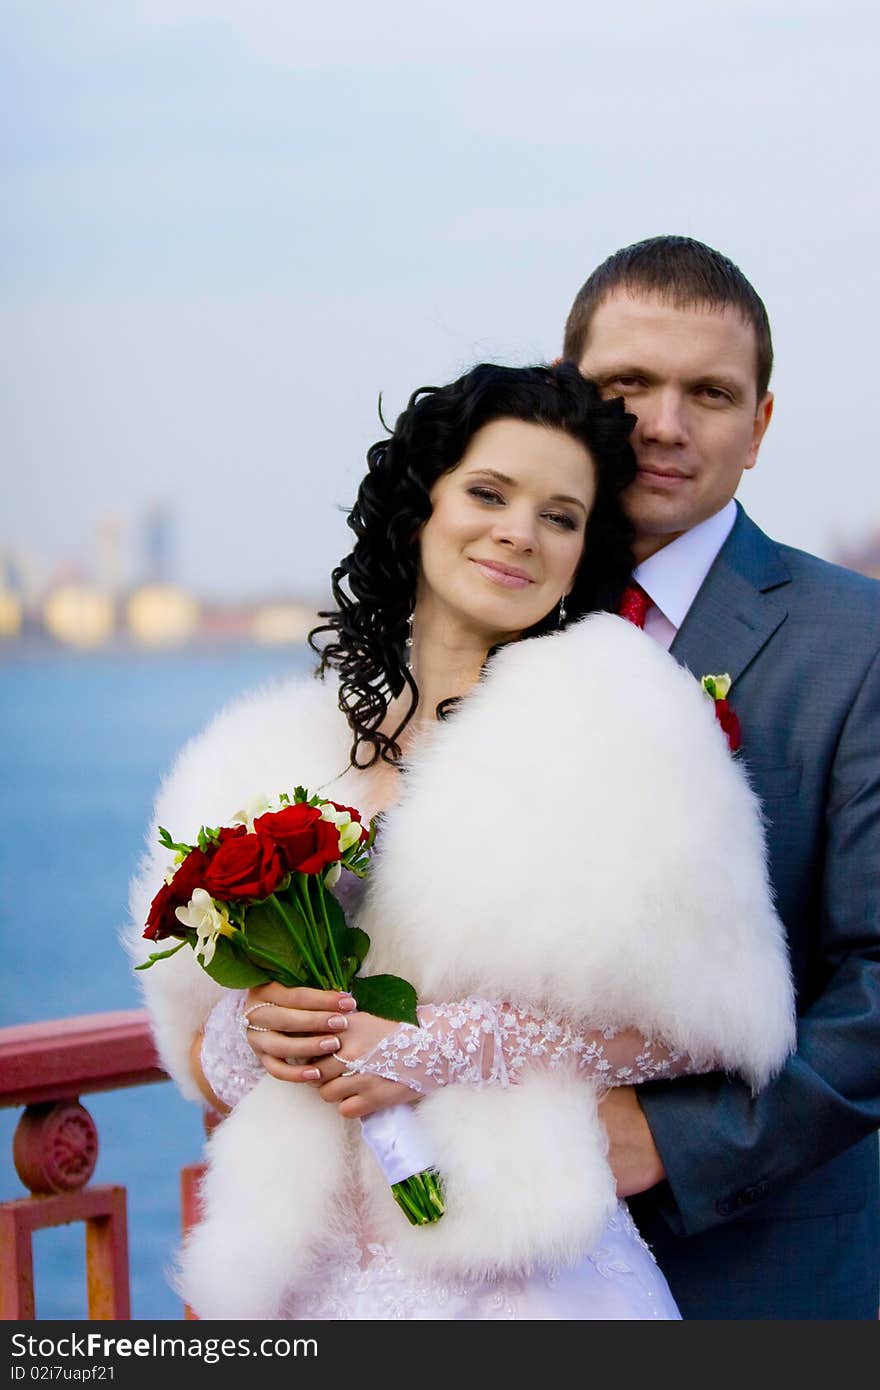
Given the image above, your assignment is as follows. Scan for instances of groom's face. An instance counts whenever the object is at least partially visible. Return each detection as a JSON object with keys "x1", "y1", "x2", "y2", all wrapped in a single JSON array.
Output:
[{"x1": 577, "y1": 290, "x2": 773, "y2": 561}]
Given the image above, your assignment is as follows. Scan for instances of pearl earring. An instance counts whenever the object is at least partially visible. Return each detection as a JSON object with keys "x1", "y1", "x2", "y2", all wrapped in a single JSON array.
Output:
[{"x1": 558, "y1": 597, "x2": 567, "y2": 630}]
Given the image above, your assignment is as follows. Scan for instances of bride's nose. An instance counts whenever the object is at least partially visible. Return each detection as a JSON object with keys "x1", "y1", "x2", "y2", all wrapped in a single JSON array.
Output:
[{"x1": 489, "y1": 506, "x2": 537, "y2": 552}]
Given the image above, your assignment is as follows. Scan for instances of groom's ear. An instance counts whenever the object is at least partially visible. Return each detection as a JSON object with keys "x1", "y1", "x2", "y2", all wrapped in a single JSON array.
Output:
[{"x1": 746, "y1": 392, "x2": 774, "y2": 470}]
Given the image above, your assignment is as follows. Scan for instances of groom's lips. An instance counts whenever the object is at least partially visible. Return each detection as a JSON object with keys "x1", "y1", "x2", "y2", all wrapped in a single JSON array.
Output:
[{"x1": 636, "y1": 464, "x2": 691, "y2": 488}]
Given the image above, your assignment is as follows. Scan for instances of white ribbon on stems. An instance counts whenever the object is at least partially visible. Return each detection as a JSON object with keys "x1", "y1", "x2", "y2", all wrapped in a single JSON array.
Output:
[{"x1": 359, "y1": 1104, "x2": 436, "y2": 1185}]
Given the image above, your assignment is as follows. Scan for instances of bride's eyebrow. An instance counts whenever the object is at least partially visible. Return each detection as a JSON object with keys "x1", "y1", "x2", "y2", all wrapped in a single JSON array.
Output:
[{"x1": 464, "y1": 468, "x2": 516, "y2": 485}]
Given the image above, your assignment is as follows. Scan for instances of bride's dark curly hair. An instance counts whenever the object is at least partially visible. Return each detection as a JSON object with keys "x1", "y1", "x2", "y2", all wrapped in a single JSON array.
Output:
[{"x1": 309, "y1": 360, "x2": 637, "y2": 767}]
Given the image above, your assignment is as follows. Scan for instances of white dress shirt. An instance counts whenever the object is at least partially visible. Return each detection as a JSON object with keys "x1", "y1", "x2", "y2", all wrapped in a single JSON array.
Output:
[{"x1": 633, "y1": 501, "x2": 737, "y2": 650}]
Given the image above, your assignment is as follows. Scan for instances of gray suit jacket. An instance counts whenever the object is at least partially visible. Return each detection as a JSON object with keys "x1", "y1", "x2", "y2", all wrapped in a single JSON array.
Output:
[{"x1": 629, "y1": 504, "x2": 880, "y2": 1319}]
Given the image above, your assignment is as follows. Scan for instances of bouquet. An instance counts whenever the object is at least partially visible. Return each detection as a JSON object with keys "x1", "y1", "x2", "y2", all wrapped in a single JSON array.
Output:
[{"x1": 137, "y1": 787, "x2": 444, "y2": 1226}]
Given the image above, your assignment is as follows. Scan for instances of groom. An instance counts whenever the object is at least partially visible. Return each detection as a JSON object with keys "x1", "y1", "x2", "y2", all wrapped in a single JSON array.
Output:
[{"x1": 566, "y1": 235, "x2": 880, "y2": 1320}]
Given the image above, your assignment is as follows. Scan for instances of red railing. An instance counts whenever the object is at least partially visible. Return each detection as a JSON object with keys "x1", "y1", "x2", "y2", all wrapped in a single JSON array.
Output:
[{"x1": 0, "y1": 1011, "x2": 205, "y2": 1321}]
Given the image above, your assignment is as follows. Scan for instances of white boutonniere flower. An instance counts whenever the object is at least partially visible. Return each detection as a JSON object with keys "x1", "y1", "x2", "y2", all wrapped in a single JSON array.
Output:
[{"x1": 699, "y1": 673, "x2": 741, "y2": 753}]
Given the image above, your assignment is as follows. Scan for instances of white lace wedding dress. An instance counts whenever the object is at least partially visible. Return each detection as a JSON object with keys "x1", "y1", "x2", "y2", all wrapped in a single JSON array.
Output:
[{"x1": 202, "y1": 990, "x2": 686, "y2": 1320}]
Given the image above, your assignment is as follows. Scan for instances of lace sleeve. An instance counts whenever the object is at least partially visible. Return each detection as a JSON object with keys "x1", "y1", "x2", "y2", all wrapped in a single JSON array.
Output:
[
  {"x1": 344, "y1": 996, "x2": 711, "y2": 1096},
  {"x1": 200, "y1": 990, "x2": 264, "y2": 1109}
]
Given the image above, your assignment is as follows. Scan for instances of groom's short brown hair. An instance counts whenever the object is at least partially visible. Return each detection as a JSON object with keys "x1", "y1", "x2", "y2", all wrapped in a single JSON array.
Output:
[{"x1": 563, "y1": 235, "x2": 774, "y2": 399}]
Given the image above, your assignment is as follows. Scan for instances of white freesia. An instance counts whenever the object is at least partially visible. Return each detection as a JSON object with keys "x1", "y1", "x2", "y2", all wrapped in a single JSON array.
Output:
[
  {"x1": 324, "y1": 862, "x2": 342, "y2": 889},
  {"x1": 175, "y1": 888, "x2": 234, "y2": 967},
  {"x1": 319, "y1": 803, "x2": 363, "y2": 853},
  {"x1": 231, "y1": 791, "x2": 274, "y2": 832}
]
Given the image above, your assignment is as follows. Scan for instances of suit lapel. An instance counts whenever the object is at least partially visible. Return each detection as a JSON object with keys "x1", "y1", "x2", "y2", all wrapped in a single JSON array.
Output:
[{"x1": 670, "y1": 507, "x2": 791, "y2": 683}]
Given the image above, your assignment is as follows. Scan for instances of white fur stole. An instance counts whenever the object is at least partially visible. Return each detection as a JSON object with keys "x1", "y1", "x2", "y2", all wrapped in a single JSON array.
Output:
[{"x1": 125, "y1": 614, "x2": 795, "y2": 1319}]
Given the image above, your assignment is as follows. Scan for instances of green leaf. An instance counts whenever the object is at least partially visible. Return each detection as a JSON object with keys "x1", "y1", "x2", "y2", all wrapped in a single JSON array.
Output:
[
  {"x1": 242, "y1": 897, "x2": 309, "y2": 976},
  {"x1": 157, "y1": 825, "x2": 193, "y2": 857},
  {"x1": 341, "y1": 925, "x2": 370, "y2": 965},
  {"x1": 197, "y1": 825, "x2": 222, "y2": 852},
  {"x1": 200, "y1": 934, "x2": 272, "y2": 988},
  {"x1": 239, "y1": 895, "x2": 310, "y2": 984},
  {"x1": 352, "y1": 973, "x2": 419, "y2": 1025},
  {"x1": 240, "y1": 949, "x2": 304, "y2": 988}
]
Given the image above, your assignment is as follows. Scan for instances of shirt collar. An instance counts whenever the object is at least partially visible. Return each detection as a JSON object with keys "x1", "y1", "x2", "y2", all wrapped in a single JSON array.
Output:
[{"x1": 633, "y1": 500, "x2": 737, "y2": 632}]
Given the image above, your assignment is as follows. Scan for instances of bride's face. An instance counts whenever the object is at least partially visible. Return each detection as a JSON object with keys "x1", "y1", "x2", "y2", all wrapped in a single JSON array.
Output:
[{"x1": 415, "y1": 417, "x2": 596, "y2": 643}]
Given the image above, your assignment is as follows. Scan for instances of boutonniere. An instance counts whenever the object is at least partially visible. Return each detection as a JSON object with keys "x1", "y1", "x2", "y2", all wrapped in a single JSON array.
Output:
[{"x1": 700, "y1": 673, "x2": 742, "y2": 753}]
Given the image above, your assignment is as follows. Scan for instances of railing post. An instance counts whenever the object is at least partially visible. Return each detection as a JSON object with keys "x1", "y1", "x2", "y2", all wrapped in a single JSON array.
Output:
[
  {"x1": 0, "y1": 1099, "x2": 131, "y2": 1320},
  {"x1": 85, "y1": 1189, "x2": 131, "y2": 1320},
  {"x1": 0, "y1": 1011, "x2": 167, "y2": 1321},
  {"x1": 0, "y1": 1205, "x2": 36, "y2": 1321}
]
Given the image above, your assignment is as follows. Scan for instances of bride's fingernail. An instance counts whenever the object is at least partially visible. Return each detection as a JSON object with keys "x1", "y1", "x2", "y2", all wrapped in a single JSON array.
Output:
[
  {"x1": 327, "y1": 1014, "x2": 348, "y2": 1030},
  {"x1": 319, "y1": 1036, "x2": 340, "y2": 1052},
  {"x1": 337, "y1": 994, "x2": 357, "y2": 1012},
  {"x1": 302, "y1": 1067, "x2": 321, "y2": 1080}
]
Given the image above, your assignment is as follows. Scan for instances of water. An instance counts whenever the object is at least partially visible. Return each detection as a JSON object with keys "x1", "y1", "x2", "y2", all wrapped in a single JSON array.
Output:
[{"x1": 0, "y1": 643, "x2": 313, "y2": 1319}]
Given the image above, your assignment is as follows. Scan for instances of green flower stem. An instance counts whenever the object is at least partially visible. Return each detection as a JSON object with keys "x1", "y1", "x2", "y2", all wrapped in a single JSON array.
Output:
[
  {"x1": 268, "y1": 892, "x2": 327, "y2": 986},
  {"x1": 292, "y1": 874, "x2": 335, "y2": 988},
  {"x1": 134, "y1": 937, "x2": 188, "y2": 971},
  {"x1": 315, "y1": 873, "x2": 347, "y2": 990},
  {"x1": 391, "y1": 1170, "x2": 445, "y2": 1226}
]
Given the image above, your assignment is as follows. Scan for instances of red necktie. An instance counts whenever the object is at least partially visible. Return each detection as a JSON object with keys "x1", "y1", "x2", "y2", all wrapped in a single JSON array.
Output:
[{"x1": 618, "y1": 583, "x2": 652, "y2": 629}]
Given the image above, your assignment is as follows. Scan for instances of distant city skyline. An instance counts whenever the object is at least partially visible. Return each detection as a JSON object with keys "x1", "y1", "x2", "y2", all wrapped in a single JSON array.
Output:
[
  {"x1": 4, "y1": 2, "x2": 880, "y2": 601},
  {"x1": 0, "y1": 503, "x2": 331, "y2": 608}
]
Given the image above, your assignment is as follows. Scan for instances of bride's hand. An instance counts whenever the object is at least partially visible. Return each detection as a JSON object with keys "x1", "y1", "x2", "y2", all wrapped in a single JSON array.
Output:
[
  {"x1": 283, "y1": 1009, "x2": 418, "y2": 1119},
  {"x1": 318, "y1": 1069, "x2": 420, "y2": 1119},
  {"x1": 242, "y1": 983, "x2": 357, "y2": 1077}
]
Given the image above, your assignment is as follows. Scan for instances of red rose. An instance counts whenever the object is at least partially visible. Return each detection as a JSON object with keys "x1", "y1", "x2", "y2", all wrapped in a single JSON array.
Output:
[
  {"x1": 714, "y1": 698, "x2": 742, "y2": 754},
  {"x1": 217, "y1": 824, "x2": 247, "y2": 843},
  {"x1": 144, "y1": 845, "x2": 213, "y2": 940},
  {"x1": 254, "y1": 804, "x2": 320, "y2": 866},
  {"x1": 295, "y1": 817, "x2": 342, "y2": 873},
  {"x1": 202, "y1": 832, "x2": 285, "y2": 901},
  {"x1": 254, "y1": 804, "x2": 342, "y2": 873}
]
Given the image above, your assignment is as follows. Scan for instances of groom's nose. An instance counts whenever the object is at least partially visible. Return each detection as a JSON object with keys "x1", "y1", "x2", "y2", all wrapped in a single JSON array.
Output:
[{"x1": 638, "y1": 388, "x2": 689, "y2": 447}]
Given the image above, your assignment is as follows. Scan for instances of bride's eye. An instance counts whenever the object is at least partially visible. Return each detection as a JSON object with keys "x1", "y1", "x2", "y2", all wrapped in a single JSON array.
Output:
[
  {"x1": 467, "y1": 486, "x2": 504, "y2": 505},
  {"x1": 543, "y1": 511, "x2": 578, "y2": 530}
]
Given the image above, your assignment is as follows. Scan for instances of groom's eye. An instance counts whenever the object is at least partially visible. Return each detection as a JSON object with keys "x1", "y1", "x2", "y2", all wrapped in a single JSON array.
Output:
[{"x1": 696, "y1": 384, "x2": 734, "y2": 404}]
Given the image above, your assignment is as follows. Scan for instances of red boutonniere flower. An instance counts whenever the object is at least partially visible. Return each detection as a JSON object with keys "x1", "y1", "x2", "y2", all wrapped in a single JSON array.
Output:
[{"x1": 700, "y1": 673, "x2": 742, "y2": 753}]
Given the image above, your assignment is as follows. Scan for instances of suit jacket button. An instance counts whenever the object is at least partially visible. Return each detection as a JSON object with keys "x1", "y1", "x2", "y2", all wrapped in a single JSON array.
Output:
[{"x1": 742, "y1": 1182, "x2": 769, "y2": 1204}]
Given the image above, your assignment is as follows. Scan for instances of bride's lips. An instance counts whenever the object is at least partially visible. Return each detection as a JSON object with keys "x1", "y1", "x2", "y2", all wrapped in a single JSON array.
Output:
[{"x1": 469, "y1": 558, "x2": 535, "y2": 589}]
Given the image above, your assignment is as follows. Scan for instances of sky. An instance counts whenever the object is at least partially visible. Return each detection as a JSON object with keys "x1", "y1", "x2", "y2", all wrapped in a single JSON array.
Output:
[{"x1": 3, "y1": 0, "x2": 879, "y2": 601}]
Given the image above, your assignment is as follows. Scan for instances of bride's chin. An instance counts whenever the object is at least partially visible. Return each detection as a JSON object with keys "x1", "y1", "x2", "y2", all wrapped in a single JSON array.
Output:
[{"x1": 463, "y1": 611, "x2": 535, "y2": 649}]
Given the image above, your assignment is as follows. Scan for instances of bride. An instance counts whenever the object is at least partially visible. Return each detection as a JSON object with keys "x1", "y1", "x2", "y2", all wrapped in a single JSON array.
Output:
[{"x1": 128, "y1": 361, "x2": 795, "y2": 1320}]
